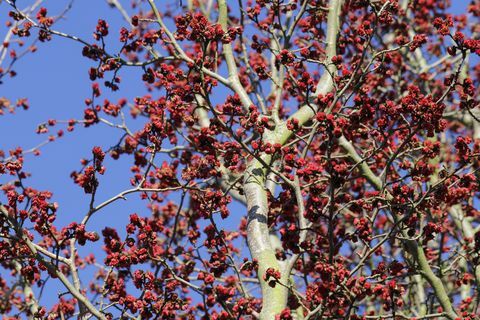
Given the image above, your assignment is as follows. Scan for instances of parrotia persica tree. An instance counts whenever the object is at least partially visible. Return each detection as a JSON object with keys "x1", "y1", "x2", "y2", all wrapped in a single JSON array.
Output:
[{"x1": 1, "y1": 0, "x2": 480, "y2": 319}]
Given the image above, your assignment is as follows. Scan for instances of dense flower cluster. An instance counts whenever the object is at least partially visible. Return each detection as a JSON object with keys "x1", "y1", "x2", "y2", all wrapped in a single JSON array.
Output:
[{"x1": 0, "y1": 0, "x2": 480, "y2": 319}]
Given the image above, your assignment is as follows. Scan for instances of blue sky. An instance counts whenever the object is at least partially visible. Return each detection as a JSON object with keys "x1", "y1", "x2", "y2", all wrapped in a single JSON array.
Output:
[
  {"x1": 0, "y1": 0, "x2": 158, "y2": 312},
  {"x1": 0, "y1": 0, "x2": 253, "y2": 312},
  {"x1": 0, "y1": 0, "x2": 156, "y2": 234}
]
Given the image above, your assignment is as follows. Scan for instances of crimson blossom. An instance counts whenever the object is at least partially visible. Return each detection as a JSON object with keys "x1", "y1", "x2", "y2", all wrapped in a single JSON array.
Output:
[{"x1": 1, "y1": 0, "x2": 480, "y2": 319}]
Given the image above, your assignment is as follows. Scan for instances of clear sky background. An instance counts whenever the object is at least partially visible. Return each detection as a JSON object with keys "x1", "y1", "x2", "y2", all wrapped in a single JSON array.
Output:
[
  {"x1": 0, "y1": 0, "x2": 160, "y2": 311},
  {"x1": 0, "y1": 0, "x2": 474, "y2": 315},
  {"x1": 0, "y1": 1, "x2": 154, "y2": 242}
]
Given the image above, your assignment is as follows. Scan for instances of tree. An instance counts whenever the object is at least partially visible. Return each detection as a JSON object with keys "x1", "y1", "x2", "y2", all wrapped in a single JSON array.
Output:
[{"x1": 0, "y1": 0, "x2": 480, "y2": 319}]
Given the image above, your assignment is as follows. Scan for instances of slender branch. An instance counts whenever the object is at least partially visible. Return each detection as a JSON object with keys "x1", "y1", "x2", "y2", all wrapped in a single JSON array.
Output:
[
  {"x1": 0, "y1": 205, "x2": 106, "y2": 320},
  {"x1": 218, "y1": 0, "x2": 254, "y2": 111}
]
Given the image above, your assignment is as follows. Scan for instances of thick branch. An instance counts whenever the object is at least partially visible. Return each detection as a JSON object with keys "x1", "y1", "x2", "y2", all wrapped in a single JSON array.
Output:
[
  {"x1": 243, "y1": 1, "x2": 343, "y2": 318},
  {"x1": 338, "y1": 136, "x2": 458, "y2": 320},
  {"x1": 13, "y1": 259, "x2": 40, "y2": 318},
  {"x1": 272, "y1": 0, "x2": 342, "y2": 146}
]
